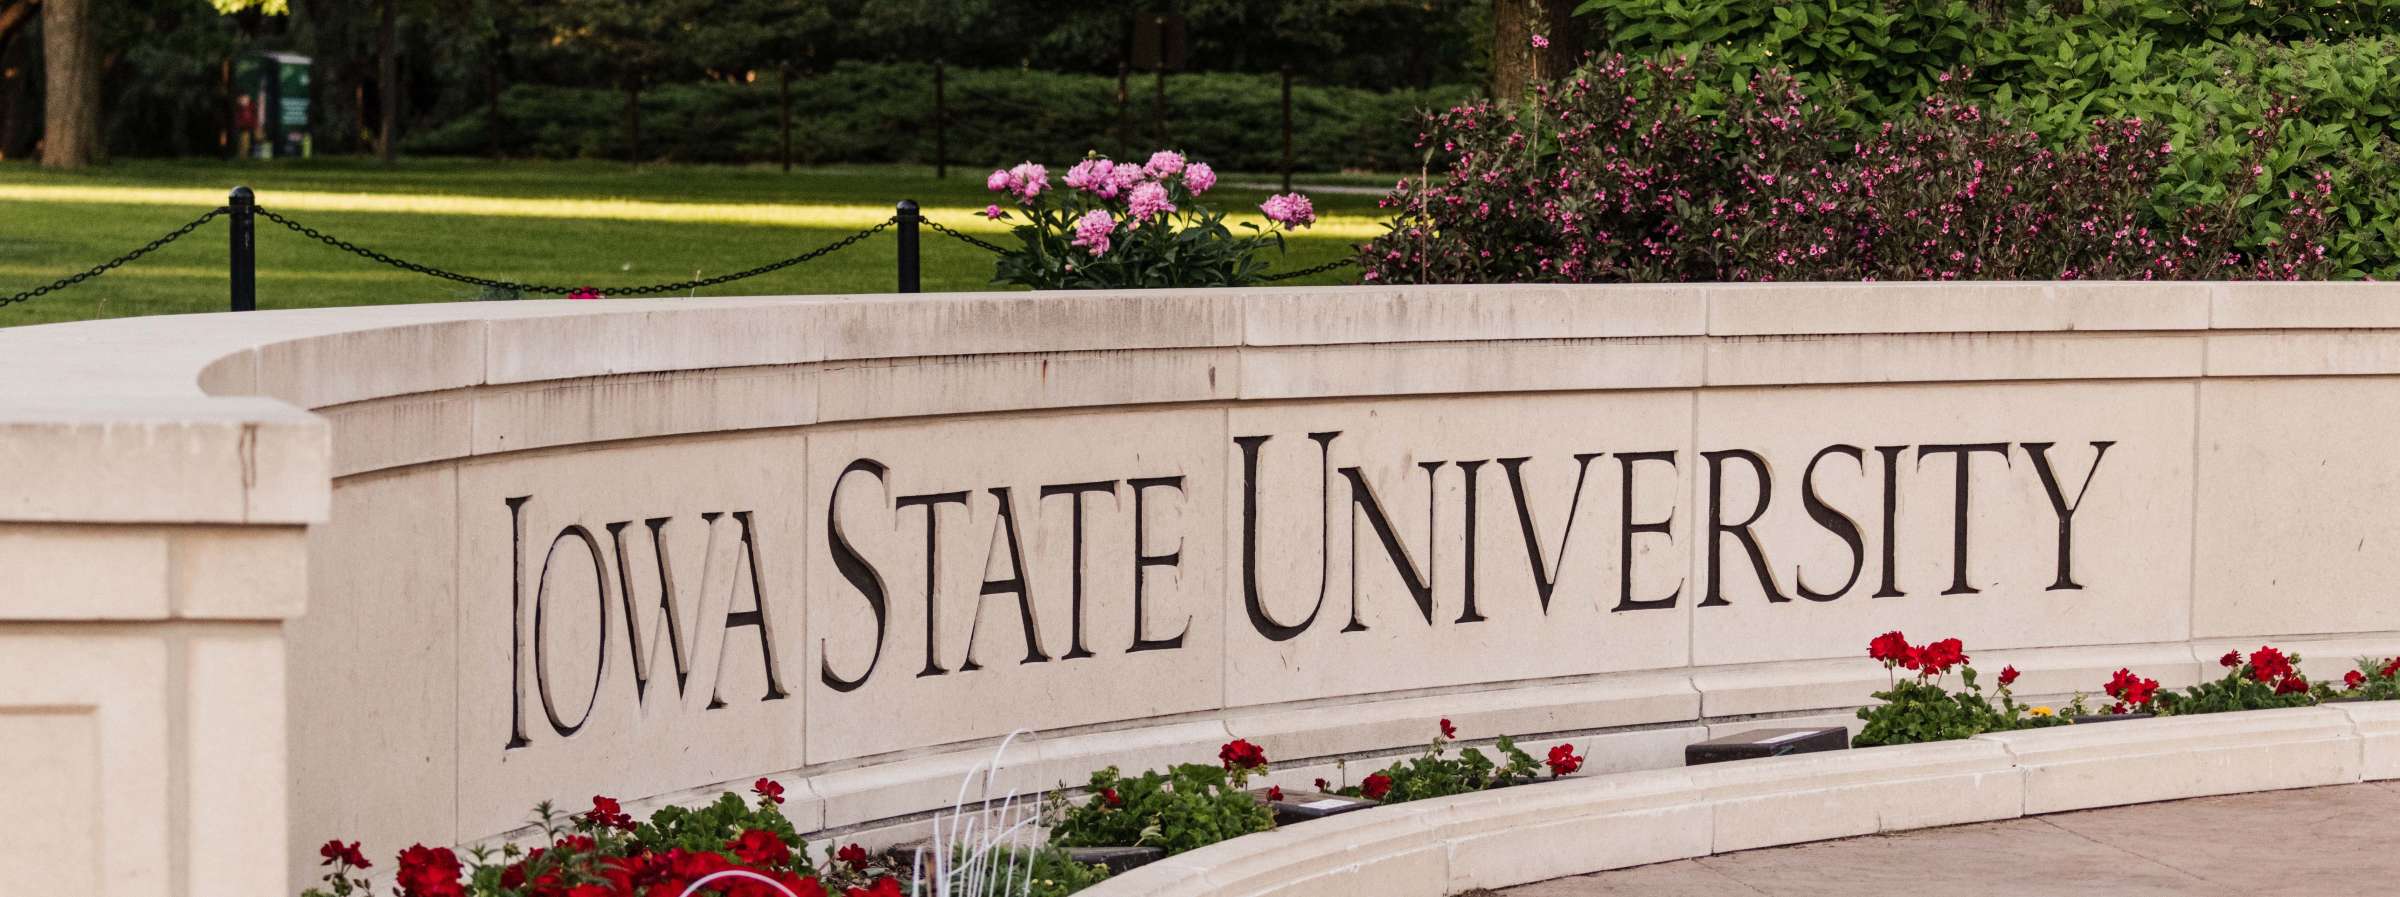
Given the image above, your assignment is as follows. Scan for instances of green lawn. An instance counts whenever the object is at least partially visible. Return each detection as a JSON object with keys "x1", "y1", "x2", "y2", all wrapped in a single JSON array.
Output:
[{"x1": 0, "y1": 159, "x2": 1388, "y2": 327}]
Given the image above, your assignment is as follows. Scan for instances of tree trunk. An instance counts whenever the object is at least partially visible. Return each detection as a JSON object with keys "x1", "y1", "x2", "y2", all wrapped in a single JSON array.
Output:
[
  {"x1": 1489, "y1": 0, "x2": 1580, "y2": 100},
  {"x1": 39, "y1": 0, "x2": 95, "y2": 168},
  {"x1": 376, "y1": 0, "x2": 396, "y2": 164}
]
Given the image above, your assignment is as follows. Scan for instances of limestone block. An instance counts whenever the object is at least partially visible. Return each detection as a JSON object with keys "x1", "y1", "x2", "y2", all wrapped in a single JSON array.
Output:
[
  {"x1": 0, "y1": 398, "x2": 328, "y2": 525},
  {"x1": 1692, "y1": 739, "x2": 2021, "y2": 851},
  {"x1": 804, "y1": 409, "x2": 1226, "y2": 762},
  {"x1": 1240, "y1": 283, "x2": 1704, "y2": 347},
  {"x1": 170, "y1": 525, "x2": 307, "y2": 619},
  {"x1": 1223, "y1": 393, "x2": 1696, "y2": 707},
  {"x1": 2210, "y1": 281, "x2": 2400, "y2": 329},
  {"x1": 321, "y1": 392, "x2": 474, "y2": 477},
  {"x1": 1704, "y1": 332, "x2": 2203, "y2": 387},
  {"x1": 186, "y1": 628, "x2": 287, "y2": 897},
  {"x1": 2329, "y1": 700, "x2": 2400, "y2": 781},
  {"x1": 1705, "y1": 282, "x2": 2208, "y2": 336},
  {"x1": 1690, "y1": 381, "x2": 2194, "y2": 666},
  {"x1": 2194, "y1": 378, "x2": 2400, "y2": 637},
  {"x1": 2205, "y1": 331, "x2": 2400, "y2": 377},
  {"x1": 1220, "y1": 673, "x2": 1695, "y2": 760},
  {"x1": 813, "y1": 291, "x2": 1239, "y2": 364},
  {"x1": 290, "y1": 468, "x2": 459, "y2": 887},
  {"x1": 252, "y1": 319, "x2": 486, "y2": 409},
  {"x1": 0, "y1": 633, "x2": 169, "y2": 897},
  {"x1": 1236, "y1": 339, "x2": 1704, "y2": 401},
  {"x1": 1977, "y1": 707, "x2": 2360, "y2": 814},
  {"x1": 471, "y1": 366, "x2": 816, "y2": 455},
  {"x1": 816, "y1": 348, "x2": 1237, "y2": 425},
  {"x1": 0, "y1": 523, "x2": 168, "y2": 619},
  {"x1": 453, "y1": 434, "x2": 810, "y2": 841},
  {"x1": 1446, "y1": 804, "x2": 1711, "y2": 892}
]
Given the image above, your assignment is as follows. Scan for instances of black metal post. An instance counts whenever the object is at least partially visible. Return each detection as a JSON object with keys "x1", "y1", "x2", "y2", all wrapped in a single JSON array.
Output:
[
  {"x1": 896, "y1": 199, "x2": 921, "y2": 294},
  {"x1": 229, "y1": 186, "x2": 256, "y2": 312},
  {"x1": 1280, "y1": 66, "x2": 1294, "y2": 193}
]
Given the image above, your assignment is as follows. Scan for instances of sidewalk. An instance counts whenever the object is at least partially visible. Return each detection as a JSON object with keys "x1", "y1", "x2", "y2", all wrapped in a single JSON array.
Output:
[{"x1": 1495, "y1": 783, "x2": 2394, "y2": 896}]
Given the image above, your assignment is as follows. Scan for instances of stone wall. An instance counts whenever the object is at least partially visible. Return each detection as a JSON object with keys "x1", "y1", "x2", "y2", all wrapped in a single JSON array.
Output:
[{"x1": 7, "y1": 282, "x2": 2400, "y2": 895}]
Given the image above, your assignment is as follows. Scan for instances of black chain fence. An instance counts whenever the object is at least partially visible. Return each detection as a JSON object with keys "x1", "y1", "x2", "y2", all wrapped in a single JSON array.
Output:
[
  {"x1": 257, "y1": 207, "x2": 896, "y2": 297},
  {"x1": 4, "y1": 195, "x2": 1358, "y2": 314},
  {"x1": 2, "y1": 207, "x2": 225, "y2": 309}
]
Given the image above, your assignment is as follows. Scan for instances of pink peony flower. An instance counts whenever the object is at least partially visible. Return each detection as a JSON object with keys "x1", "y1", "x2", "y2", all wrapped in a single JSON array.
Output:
[
  {"x1": 1184, "y1": 162, "x2": 1217, "y2": 194},
  {"x1": 1066, "y1": 158, "x2": 1123, "y2": 199},
  {"x1": 1144, "y1": 150, "x2": 1187, "y2": 178},
  {"x1": 1111, "y1": 162, "x2": 1146, "y2": 193},
  {"x1": 1006, "y1": 162, "x2": 1049, "y2": 203},
  {"x1": 985, "y1": 169, "x2": 1012, "y2": 192},
  {"x1": 1128, "y1": 182, "x2": 1176, "y2": 221},
  {"x1": 1260, "y1": 193, "x2": 1317, "y2": 229},
  {"x1": 1071, "y1": 209, "x2": 1114, "y2": 255}
]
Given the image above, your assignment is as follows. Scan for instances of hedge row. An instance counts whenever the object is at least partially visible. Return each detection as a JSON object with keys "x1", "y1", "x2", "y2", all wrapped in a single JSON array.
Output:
[
  {"x1": 1571, "y1": 0, "x2": 2400, "y2": 277},
  {"x1": 405, "y1": 62, "x2": 1472, "y2": 174}
]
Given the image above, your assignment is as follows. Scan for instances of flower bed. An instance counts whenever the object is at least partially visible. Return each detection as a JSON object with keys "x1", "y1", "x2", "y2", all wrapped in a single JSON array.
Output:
[
  {"x1": 1854, "y1": 632, "x2": 2399, "y2": 747},
  {"x1": 978, "y1": 151, "x2": 1316, "y2": 290}
]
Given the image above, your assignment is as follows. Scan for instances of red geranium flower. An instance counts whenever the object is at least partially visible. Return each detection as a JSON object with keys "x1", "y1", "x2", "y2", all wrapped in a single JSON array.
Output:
[
  {"x1": 554, "y1": 834, "x2": 595, "y2": 853},
  {"x1": 2347, "y1": 670, "x2": 2366, "y2": 690},
  {"x1": 1219, "y1": 738, "x2": 1268, "y2": 770},
  {"x1": 1361, "y1": 773, "x2": 1393, "y2": 800},
  {"x1": 754, "y1": 778, "x2": 786, "y2": 805},
  {"x1": 2249, "y1": 646, "x2": 2294, "y2": 684},
  {"x1": 2103, "y1": 668, "x2": 2159, "y2": 706},
  {"x1": 1868, "y1": 631, "x2": 1911, "y2": 665},
  {"x1": 2221, "y1": 650, "x2": 2242, "y2": 668},
  {"x1": 1915, "y1": 638, "x2": 1967, "y2": 676},
  {"x1": 1546, "y1": 743, "x2": 1585, "y2": 777},
  {"x1": 1440, "y1": 718, "x2": 1458, "y2": 739},
  {"x1": 319, "y1": 839, "x2": 370, "y2": 869},
  {"x1": 837, "y1": 843, "x2": 870, "y2": 870},
  {"x1": 2277, "y1": 675, "x2": 2311, "y2": 695},
  {"x1": 2383, "y1": 657, "x2": 2400, "y2": 679},
  {"x1": 728, "y1": 829, "x2": 792, "y2": 867},
  {"x1": 1314, "y1": 778, "x2": 1330, "y2": 791},
  {"x1": 565, "y1": 885, "x2": 616, "y2": 897},
  {"x1": 1998, "y1": 665, "x2": 2019, "y2": 687},
  {"x1": 847, "y1": 877, "x2": 905, "y2": 897},
  {"x1": 1100, "y1": 787, "x2": 1121, "y2": 807},
  {"x1": 584, "y1": 795, "x2": 634, "y2": 832},
  {"x1": 395, "y1": 844, "x2": 465, "y2": 897},
  {"x1": 1266, "y1": 785, "x2": 1285, "y2": 802}
]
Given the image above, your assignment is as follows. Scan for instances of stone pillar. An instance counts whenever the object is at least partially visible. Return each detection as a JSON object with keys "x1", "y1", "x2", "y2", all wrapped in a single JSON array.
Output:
[{"x1": 0, "y1": 399, "x2": 328, "y2": 897}]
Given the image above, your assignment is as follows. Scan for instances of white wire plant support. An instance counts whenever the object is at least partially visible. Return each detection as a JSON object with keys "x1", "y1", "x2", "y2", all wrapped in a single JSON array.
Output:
[{"x1": 677, "y1": 728, "x2": 1049, "y2": 897}]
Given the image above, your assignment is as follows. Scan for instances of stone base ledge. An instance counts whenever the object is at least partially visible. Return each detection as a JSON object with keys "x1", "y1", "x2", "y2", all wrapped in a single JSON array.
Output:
[{"x1": 1076, "y1": 705, "x2": 2396, "y2": 897}]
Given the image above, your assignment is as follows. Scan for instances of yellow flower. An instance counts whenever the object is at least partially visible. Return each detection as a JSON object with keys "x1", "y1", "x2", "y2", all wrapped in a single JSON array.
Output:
[{"x1": 2029, "y1": 706, "x2": 2054, "y2": 717}]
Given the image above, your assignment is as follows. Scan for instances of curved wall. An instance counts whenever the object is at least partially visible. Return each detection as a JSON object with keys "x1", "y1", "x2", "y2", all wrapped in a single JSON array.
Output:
[{"x1": 9, "y1": 282, "x2": 2400, "y2": 895}]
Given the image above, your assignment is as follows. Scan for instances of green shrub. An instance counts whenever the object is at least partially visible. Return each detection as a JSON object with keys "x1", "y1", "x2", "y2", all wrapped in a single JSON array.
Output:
[
  {"x1": 405, "y1": 62, "x2": 1472, "y2": 173},
  {"x1": 1047, "y1": 764, "x2": 1273, "y2": 856},
  {"x1": 1569, "y1": 0, "x2": 2400, "y2": 276}
]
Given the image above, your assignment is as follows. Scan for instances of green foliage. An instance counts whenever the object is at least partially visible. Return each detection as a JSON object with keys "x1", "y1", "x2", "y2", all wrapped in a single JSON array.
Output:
[
  {"x1": 633, "y1": 791, "x2": 812, "y2": 873},
  {"x1": 1048, "y1": 764, "x2": 1273, "y2": 856},
  {"x1": 2152, "y1": 648, "x2": 2323, "y2": 715},
  {"x1": 944, "y1": 844, "x2": 1113, "y2": 897},
  {"x1": 1855, "y1": 667, "x2": 2033, "y2": 747},
  {"x1": 1363, "y1": 735, "x2": 1540, "y2": 803},
  {"x1": 402, "y1": 64, "x2": 1471, "y2": 172},
  {"x1": 1570, "y1": 0, "x2": 2400, "y2": 276},
  {"x1": 2348, "y1": 657, "x2": 2400, "y2": 701}
]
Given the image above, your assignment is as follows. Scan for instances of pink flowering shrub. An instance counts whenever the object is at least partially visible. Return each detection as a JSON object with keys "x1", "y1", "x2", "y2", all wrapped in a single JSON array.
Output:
[
  {"x1": 985, "y1": 150, "x2": 1313, "y2": 289},
  {"x1": 1362, "y1": 55, "x2": 2335, "y2": 284}
]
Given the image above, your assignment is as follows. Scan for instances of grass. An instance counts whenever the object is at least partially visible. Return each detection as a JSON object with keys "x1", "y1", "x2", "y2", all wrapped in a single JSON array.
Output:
[{"x1": 0, "y1": 158, "x2": 1390, "y2": 327}]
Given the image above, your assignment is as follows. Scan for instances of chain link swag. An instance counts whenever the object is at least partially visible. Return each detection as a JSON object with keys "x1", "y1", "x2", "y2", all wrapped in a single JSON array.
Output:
[
  {"x1": 255, "y1": 208, "x2": 895, "y2": 297},
  {"x1": 2, "y1": 208, "x2": 226, "y2": 309}
]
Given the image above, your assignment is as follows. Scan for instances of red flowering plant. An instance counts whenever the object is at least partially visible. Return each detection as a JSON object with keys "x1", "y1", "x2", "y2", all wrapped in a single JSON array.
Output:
[
  {"x1": 300, "y1": 780, "x2": 912, "y2": 897},
  {"x1": 1855, "y1": 632, "x2": 2053, "y2": 747},
  {"x1": 2149, "y1": 645, "x2": 2325, "y2": 715},
  {"x1": 1320, "y1": 719, "x2": 1560, "y2": 803},
  {"x1": 2341, "y1": 655, "x2": 2400, "y2": 701},
  {"x1": 1046, "y1": 739, "x2": 1274, "y2": 856},
  {"x1": 1361, "y1": 54, "x2": 2334, "y2": 285}
]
